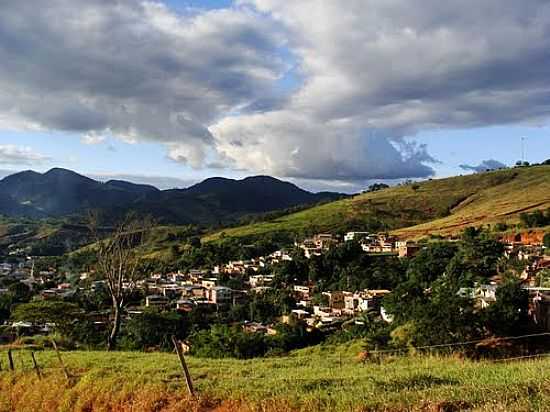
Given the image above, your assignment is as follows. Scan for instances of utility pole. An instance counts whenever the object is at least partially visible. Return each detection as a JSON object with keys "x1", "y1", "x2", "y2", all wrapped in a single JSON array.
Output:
[{"x1": 521, "y1": 136, "x2": 526, "y2": 163}]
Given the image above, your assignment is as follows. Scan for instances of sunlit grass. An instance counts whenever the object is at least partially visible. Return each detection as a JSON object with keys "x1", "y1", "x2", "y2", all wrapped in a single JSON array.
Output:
[
  {"x1": 2, "y1": 341, "x2": 550, "y2": 411},
  {"x1": 204, "y1": 165, "x2": 550, "y2": 242}
]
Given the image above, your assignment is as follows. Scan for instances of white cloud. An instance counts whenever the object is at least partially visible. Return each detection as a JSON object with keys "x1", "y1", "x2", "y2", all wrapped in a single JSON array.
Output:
[
  {"x1": 81, "y1": 132, "x2": 106, "y2": 145},
  {"x1": 0, "y1": 145, "x2": 50, "y2": 166},
  {"x1": 212, "y1": 0, "x2": 550, "y2": 181}
]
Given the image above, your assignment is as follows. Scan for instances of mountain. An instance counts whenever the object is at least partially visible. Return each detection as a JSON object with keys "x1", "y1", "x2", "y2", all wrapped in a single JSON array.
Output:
[
  {"x1": 0, "y1": 168, "x2": 159, "y2": 217},
  {"x1": 0, "y1": 168, "x2": 345, "y2": 225},
  {"x1": 204, "y1": 165, "x2": 550, "y2": 241},
  {"x1": 127, "y1": 176, "x2": 345, "y2": 225}
]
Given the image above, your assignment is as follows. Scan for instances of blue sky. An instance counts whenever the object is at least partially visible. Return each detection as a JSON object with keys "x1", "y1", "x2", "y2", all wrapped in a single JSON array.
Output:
[{"x1": 0, "y1": 0, "x2": 549, "y2": 192}]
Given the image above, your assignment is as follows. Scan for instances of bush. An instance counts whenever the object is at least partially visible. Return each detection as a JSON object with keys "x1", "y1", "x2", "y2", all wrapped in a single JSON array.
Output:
[{"x1": 120, "y1": 310, "x2": 189, "y2": 351}]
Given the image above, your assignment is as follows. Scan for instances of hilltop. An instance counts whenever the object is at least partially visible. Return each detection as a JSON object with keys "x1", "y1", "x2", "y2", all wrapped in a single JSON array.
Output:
[
  {"x1": 204, "y1": 165, "x2": 550, "y2": 242},
  {"x1": 0, "y1": 169, "x2": 345, "y2": 226}
]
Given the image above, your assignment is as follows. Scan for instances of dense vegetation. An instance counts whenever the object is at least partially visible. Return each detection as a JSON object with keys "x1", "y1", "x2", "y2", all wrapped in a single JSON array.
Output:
[{"x1": 519, "y1": 208, "x2": 550, "y2": 228}]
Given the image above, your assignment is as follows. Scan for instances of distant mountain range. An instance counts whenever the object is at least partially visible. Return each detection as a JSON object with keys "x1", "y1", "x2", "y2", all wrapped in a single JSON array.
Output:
[{"x1": 0, "y1": 168, "x2": 346, "y2": 225}]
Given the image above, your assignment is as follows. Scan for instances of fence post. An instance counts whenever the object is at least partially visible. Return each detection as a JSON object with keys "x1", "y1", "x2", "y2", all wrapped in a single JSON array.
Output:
[
  {"x1": 31, "y1": 352, "x2": 41, "y2": 380},
  {"x1": 172, "y1": 336, "x2": 195, "y2": 397},
  {"x1": 51, "y1": 338, "x2": 71, "y2": 381},
  {"x1": 7, "y1": 349, "x2": 14, "y2": 371}
]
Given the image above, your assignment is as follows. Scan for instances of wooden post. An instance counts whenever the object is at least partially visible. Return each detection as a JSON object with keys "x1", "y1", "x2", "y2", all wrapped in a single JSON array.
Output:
[
  {"x1": 51, "y1": 338, "x2": 71, "y2": 381},
  {"x1": 172, "y1": 336, "x2": 194, "y2": 397},
  {"x1": 30, "y1": 352, "x2": 41, "y2": 380},
  {"x1": 7, "y1": 349, "x2": 14, "y2": 371}
]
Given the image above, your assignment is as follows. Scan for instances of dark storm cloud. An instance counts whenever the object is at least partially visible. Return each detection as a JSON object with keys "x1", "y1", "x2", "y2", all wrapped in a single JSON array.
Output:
[
  {"x1": 459, "y1": 159, "x2": 507, "y2": 172},
  {"x1": 0, "y1": 0, "x2": 285, "y2": 166}
]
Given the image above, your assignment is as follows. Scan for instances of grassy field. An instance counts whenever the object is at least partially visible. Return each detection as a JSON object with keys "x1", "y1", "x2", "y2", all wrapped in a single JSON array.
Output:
[
  {"x1": 203, "y1": 166, "x2": 550, "y2": 242},
  {"x1": 1, "y1": 341, "x2": 550, "y2": 411}
]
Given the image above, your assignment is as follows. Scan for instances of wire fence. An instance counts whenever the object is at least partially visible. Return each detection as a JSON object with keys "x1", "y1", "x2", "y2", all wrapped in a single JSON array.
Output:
[{"x1": 1, "y1": 332, "x2": 549, "y2": 388}]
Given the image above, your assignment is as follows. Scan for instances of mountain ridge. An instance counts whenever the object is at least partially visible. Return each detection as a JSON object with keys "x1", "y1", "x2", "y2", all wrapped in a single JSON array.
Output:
[{"x1": 0, "y1": 168, "x2": 346, "y2": 225}]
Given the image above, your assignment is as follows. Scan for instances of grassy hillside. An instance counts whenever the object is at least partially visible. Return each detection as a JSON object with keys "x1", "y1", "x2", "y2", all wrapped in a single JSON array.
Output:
[
  {"x1": 1, "y1": 342, "x2": 550, "y2": 411},
  {"x1": 204, "y1": 166, "x2": 550, "y2": 242}
]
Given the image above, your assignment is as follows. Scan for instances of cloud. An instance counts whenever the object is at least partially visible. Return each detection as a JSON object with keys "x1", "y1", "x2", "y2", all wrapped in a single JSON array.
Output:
[
  {"x1": 2, "y1": 1, "x2": 550, "y2": 183},
  {"x1": 459, "y1": 159, "x2": 507, "y2": 172},
  {"x1": 89, "y1": 173, "x2": 196, "y2": 190},
  {"x1": 0, "y1": 0, "x2": 285, "y2": 168},
  {"x1": 0, "y1": 145, "x2": 50, "y2": 166},
  {"x1": 211, "y1": 0, "x2": 550, "y2": 180},
  {"x1": 81, "y1": 132, "x2": 107, "y2": 145}
]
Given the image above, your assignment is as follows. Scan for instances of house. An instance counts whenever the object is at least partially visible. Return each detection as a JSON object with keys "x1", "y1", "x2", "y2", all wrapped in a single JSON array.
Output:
[
  {"x1": 243, "y1": 322, "x2": 268, "y2": 334},
  {"x1": 162, "y1": 284, "x2": 184, "y2": 299},
  {"x1": 322, "y1": 291, "x2": 345, "y2": 310},
  {"x1": 399, "y1": 243, "x2": 421, "y2": 258},
  {"x1": 299, "y1": 234, "x2": 340, "y2": 258},
  {"x1": 181, "y1": 284, "x2": 206, "y2": 298},
  {"x1": 344, "y1": 294, "x2": 360, "y2": 312},
  {"x1": 207, "y1": 286, "x2": 232, "y2": 305},
  {"x1": 176, "y1": 299, "x2": 195, "y2": 312},
  {"x1": 293, "y1": 285, "x2": 313, "y2": 299},
  {"x1": 249, "y1": 274, "x2": 274, "y2": 288},
  {"x1": 528, "y1": 289, "x2": 550, "y2": 331},
  {"x1": 201, "y1": 278, "x2": 218, "y2": 289},
  {"x1": 145, "y1": 295, "x2": 170, "y2": 308},
  {"x1": 344, "y1": 232, "x2": 370, "y2": 242},
  {"x1": 475, "y1": 285, "x2": 497, "y2": 308},
  {"x1": 291, "y1": 309, "x2": 310, "y2": 319}
]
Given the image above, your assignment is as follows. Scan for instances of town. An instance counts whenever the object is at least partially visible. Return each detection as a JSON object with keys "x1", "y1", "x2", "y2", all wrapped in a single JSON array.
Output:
[{"x1": 2, "y1": 228, "x2": 549, "y2": 355}]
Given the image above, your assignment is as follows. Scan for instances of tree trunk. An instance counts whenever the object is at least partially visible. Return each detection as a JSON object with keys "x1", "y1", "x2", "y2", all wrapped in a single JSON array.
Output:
[{"x1": 107, "y1": 301, "x2": 122, "y2": 351}]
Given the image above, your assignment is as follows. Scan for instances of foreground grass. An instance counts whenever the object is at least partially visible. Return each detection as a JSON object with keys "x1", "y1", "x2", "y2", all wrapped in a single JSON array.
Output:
[{"x1": 1, "y1": 341, "x2": 550, "y2": 411}]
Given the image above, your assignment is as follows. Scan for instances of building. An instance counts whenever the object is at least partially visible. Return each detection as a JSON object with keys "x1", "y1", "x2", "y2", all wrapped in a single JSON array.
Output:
[
  {"x1": 181, "y1": 284, "x2": 206, "y2": 298},
  {"x1": 398, "y1": 243, "x2": 421, "y2": 258},
  {"x1": 249, "y1": 274, "x2": 274, "y2": 288},
  {"x1": 323, "y1": 291, "x2": 345, "y2": 310},
  {"x1": 201, "y1": 278, "x2": 218, "y2": 289},
  {"x1": 176, "y1": 299, "x2": 195, "y2": 312},
  {"x1": 145, "y1": 295, "x2": 170, "y2": 308},
  {"x1": 207, "y1": 286, "x2": 232, "y2": 305},
  {"x1": 344, "y1": 232, "x2": 370, "y2": 242}
]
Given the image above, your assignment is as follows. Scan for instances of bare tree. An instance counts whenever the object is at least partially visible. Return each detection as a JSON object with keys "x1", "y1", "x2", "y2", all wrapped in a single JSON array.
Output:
[{"x1": 88, "y1": 212, "x2": 152, "y2": 351}]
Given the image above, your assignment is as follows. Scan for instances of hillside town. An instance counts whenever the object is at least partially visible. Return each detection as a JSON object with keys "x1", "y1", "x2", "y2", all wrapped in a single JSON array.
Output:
[{"x1": 2, "y1": 229, "x2": 549, "y2": 346}]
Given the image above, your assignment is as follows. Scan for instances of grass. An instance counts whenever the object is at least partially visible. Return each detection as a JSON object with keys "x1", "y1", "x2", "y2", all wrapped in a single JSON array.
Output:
[
  {"x1": 203, "y1": 166, "x2": 550, "y2": 242},
  {"x1": 1, "y1": 341, "x2": 550, "y2": 411}
]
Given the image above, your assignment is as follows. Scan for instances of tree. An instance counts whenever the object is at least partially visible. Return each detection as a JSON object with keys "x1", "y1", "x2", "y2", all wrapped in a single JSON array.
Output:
[
  {"x1": 0, "y1": 294, "x2": 13, "y2": 324},
  {"x1": 122, "y1": 310, "x2": 188, "y2": 351},
  {"x1": 8, "y1": 282, "x2": 32, "y2": 303},
  {"x1": 88, "y1": 213, "x2": 152, "y2": 351},
  {"x1": 484, "y1": 279, "x2": 528, "y2": 336},
  {"x1": 11, "y1": 300, "x2": 81, "y2": 335}
]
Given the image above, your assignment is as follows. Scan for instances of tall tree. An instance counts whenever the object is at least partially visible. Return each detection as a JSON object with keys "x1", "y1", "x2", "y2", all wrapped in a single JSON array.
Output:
[{"x1": 88, "y1": 213, "x2": 152, "y2": 350}]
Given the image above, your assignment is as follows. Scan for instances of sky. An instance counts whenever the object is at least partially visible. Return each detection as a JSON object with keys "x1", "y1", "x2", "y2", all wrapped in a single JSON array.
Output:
[{"x1": 0, "y1": 0, "x2": 549, "y2": 192}]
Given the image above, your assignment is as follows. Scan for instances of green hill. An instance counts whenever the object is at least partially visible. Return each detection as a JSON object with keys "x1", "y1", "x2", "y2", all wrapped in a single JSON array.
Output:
[
  {"x1": 204, "y1": 165, "x2": 550, "y2": 242},
  {"x1": 1, "y1": 343, "x2": 549, "y2": 411}
]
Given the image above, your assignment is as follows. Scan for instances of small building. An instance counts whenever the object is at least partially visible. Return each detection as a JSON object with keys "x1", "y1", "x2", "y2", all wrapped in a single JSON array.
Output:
[
  {"x1": 399, "y1": 243, "x2": 421, "y2": 258},
  {"x1": 249, "y1": 274, "x2": 274, "y2": 288},
  {"x1": 323, "y1": 291, "x2": 345, "y2": 310},
  {"x1": 145, "y1": 295, "x2": 170, "y2": 308},
  {"x1": 176, "y1": 299, "x2": 195, "y2": 312},
  {"x1": 344, "y1": 232, "x2": 370, "y2": 242},
  {"x1": 201, "y1": 278, "x2": 218, "y2": 289},
  {"x1": 207, "y1": 286, "x2": 232, "y2": 305}
]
